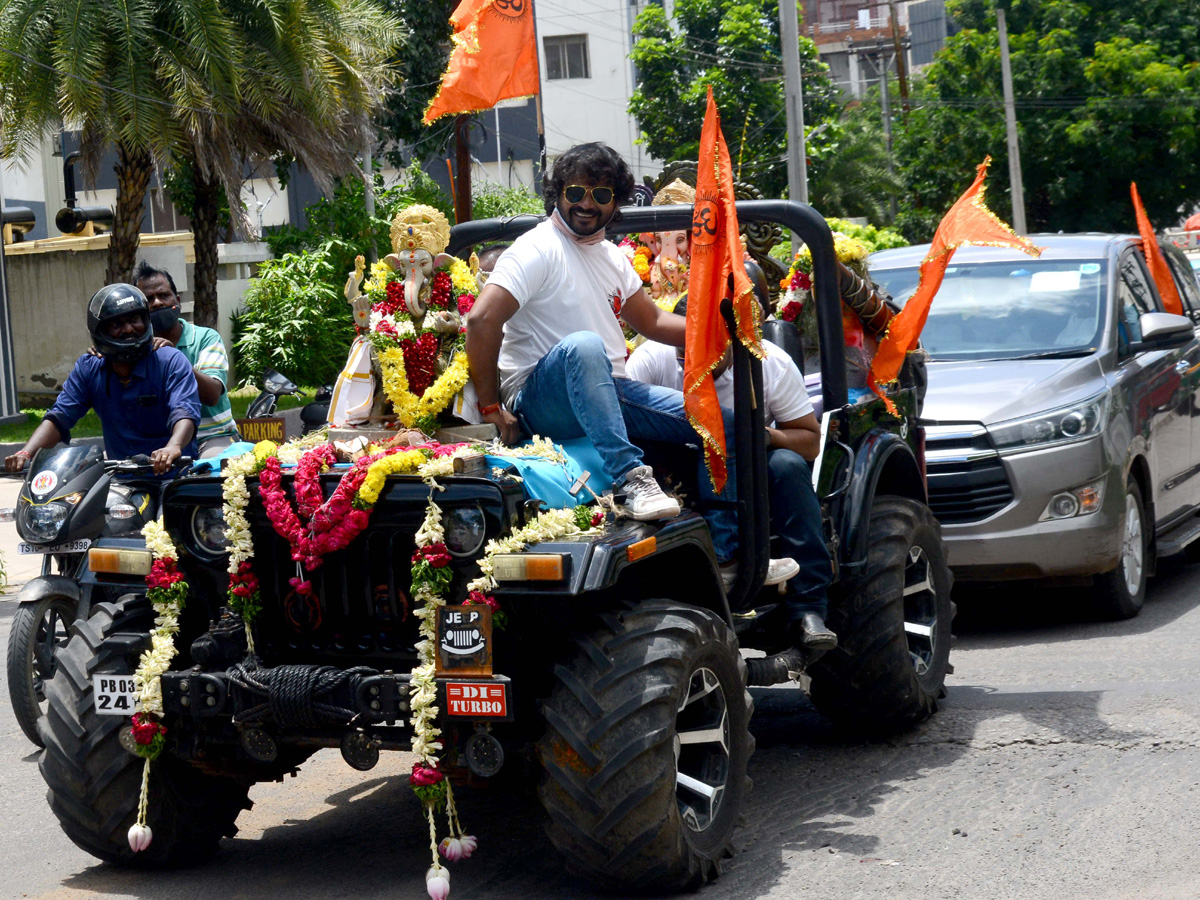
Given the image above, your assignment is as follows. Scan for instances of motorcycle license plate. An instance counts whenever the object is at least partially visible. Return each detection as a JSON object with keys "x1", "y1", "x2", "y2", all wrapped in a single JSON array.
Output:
[
  {"x1": 93, "y1": 675, "x2": 138, "y2": 716},
  {"x1": 18, "y1": 539, "x2": 90, "y2": 555}
]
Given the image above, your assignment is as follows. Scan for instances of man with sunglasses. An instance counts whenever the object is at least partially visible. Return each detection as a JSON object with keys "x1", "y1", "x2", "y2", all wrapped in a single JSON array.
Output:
[{"x1": 467, "y1": 143, "x2": 797, "y2": 585}]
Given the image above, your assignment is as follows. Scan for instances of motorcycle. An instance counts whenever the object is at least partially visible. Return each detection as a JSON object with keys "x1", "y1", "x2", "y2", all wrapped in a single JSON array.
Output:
[
  {"x1": 245, "y1": 369, "x2": 332, "y2": 435},
  {"x1": 1, "y1": 447, "x2": 190, "y2": 746}
]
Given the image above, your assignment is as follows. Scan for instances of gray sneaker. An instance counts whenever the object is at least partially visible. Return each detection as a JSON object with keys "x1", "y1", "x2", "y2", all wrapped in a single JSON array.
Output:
[{"x1": 619, "y1": 465, "x2": 681, "y2": 521}]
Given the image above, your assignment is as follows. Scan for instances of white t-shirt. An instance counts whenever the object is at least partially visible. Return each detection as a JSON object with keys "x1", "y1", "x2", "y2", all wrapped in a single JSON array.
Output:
[
  {"x1": 485, "y1": 219, "x2": 642, "y2": 406},
  {"x1": 626, "y1": 338, "x2": 814, "y2": 426}
]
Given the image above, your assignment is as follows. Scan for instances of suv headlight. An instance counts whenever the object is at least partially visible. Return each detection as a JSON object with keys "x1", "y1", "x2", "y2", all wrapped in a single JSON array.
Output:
[
  {"x1": 444, "y1": 506, "x2": 486, "y2": 557},
  {"x1": 190, "y1": 506, "x2": 228, "y2": 556},
  {"x1": 988, "y1": 393, "x2": 1109, "y2": 454},
  {"x1": 22, "y1": 502, "x2": 69, "y2": 542}
]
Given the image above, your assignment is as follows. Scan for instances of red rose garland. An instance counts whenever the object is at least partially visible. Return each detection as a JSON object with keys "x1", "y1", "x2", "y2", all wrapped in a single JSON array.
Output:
[
  {"x1": 400, "y1": 333, "x2": 441, "y2": 396},
  {"x1": 428, "y1": 271, "x2": 452, "y2": 309}
]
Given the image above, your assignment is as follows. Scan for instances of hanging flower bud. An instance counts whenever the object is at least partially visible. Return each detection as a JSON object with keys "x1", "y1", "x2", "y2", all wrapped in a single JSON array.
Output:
[
  {"x1": 127, "y1": 822, "x2": 153, "y2": 853},
  {"x1": 426, "y1": 864, "x2": 451, "y2": 900},
  {"x1": 458, "y1": 834, "x2": 478, "y2": 858},
  {"x1": 439, "y1": 836, "x2": 464, "y2": 861}
]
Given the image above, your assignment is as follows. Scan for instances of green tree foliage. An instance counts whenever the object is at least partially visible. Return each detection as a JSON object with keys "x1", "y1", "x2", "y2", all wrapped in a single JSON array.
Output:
[
  {"x1": 808, "y1": 103, "x2": 906, "y2": 222},
  {"x1": 234, "y1": 245, "x2": 354, "y2": 387},
  {"x1": 471, "y1": 183, "x2": 545, "y2": 219},
  {"x1": 629, "y1": 0, "x2": 839, "y2": 198},
  {"x1": 375, "y1": 0, "x2": 458, "y2": 163},
  {"x1": 895, "y1": 0, "x2": 1200, "y2": 241}
]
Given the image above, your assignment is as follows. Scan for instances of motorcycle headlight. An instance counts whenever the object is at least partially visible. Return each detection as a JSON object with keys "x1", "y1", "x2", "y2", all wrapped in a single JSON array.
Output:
[
  {"x1": 22, "y1": 502, "x2": 69, "y2": 542},
  {"x1": 190, "y1": 506, "x2": 229, "y2": 556},
  {"x1": 444, "y1": 506, "x2": 486, "y2": 557},
  {"x1": 988, "y1": 393, "x2": 1109, "y2": 454}
]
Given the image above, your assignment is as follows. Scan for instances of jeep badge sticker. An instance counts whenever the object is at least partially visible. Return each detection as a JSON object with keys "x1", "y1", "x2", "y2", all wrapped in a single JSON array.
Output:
[{"x1": 436, "y1": 605, "x2": 493, "y2": 677}]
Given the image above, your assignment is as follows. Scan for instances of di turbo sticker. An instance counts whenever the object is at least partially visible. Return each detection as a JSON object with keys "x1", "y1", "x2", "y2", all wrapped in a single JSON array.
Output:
[
  {"x1": 31, "y1": 470, "x2": 58, "y2": 496},
  {"x1": 444, "y1": 682, "x2": 508, "y2": 718}
]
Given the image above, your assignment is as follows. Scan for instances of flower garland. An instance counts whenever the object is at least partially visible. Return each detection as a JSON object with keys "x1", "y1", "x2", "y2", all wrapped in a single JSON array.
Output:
[
  {"x1": 379, "y1": 348, "x2": 471, "y2": 431},
  {"x1": 126, "y1": 520, "x2": 189, "y2": 853},
  {"x1": 776, "y1": 232, "x2": 871, "y2": 324}
]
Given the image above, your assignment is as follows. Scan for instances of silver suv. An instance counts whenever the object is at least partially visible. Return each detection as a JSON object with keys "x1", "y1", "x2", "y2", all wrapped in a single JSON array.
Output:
[{"x1": 871, "y1": 234, "x2": 1200, "y2": 618}]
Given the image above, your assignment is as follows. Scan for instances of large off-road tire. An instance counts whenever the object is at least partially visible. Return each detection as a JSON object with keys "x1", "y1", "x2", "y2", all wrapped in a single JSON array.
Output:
[
  {"x1": 537, "y1": 601, "x2": 752, "y2": 891},
  {"x1": 810, "y1": 495, "x2": 954, "y2": 736},
  {"x1": 39, "y1": 596, "x2": 252, "y2": 866},
  {"x1": 7, "y1": 593, "x2": 77, "y2": 747},
  {"x1": 1095, "y1": 481, "x2": 1148, "y2": 620}
]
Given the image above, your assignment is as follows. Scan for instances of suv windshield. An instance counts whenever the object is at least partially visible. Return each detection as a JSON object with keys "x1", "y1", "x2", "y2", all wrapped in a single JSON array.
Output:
[{"x1": 872, "y1": 259, "x2": 1108, "y2": 361}]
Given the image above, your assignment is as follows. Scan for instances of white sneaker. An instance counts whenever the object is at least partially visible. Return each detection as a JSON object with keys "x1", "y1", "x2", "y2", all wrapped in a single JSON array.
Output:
[
  {"x1": 619, "y1": 465, "x2": 681, "y2": 521},
  {"x1": 720, "y1": 557, "x2": 800, "y2": 590}
]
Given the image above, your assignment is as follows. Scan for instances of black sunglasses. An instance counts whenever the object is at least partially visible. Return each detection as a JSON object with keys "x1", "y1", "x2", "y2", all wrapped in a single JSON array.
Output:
[{"x1": 563, "y1": 184, "x2": 615, "y2": 205}]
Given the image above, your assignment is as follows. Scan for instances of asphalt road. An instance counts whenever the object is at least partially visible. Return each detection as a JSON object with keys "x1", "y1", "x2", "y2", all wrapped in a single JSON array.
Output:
[{"x1": 4, "y1": 496, "x2": 1200, "y2": 898}]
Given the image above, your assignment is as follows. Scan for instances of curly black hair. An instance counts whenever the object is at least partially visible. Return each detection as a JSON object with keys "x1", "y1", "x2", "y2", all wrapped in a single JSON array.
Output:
[{"x1": 541, "y1": 142, "x2": 635, "y2": 218}]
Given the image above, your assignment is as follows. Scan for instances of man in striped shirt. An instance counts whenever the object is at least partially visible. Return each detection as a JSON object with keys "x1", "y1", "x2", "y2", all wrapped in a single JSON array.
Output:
[{"x1": 135, "y1": 261, "x2": 240, "y2": 457}]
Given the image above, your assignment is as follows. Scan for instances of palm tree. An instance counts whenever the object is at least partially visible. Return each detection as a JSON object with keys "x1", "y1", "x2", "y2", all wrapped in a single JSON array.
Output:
[
  {"x1": 0, "y1": 0, "x2": 402, "y2": 321},
  {"x1": 157, "y1": 0, "x2": 402, "y2": 325}
]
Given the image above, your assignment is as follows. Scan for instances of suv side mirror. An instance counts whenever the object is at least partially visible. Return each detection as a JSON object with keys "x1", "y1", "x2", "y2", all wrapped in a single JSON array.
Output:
[{"x1": 1128, "y1": 312, "x2": 1194, "y2": 354}]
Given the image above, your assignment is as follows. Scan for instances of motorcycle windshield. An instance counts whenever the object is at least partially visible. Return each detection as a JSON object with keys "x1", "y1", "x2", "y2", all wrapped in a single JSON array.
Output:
[{"x1": 28, "y1": 444, "x2": 104, "y2": 491}]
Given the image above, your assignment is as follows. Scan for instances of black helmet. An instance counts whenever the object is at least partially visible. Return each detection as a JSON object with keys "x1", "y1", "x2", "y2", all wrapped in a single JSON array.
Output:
[{"x1": 87, "y1": 284, "x2": 153, "y2": 362}]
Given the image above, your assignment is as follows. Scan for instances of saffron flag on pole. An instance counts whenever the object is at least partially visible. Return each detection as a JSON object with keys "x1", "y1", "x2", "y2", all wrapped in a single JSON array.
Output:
[
  {"x1": 868, "y1": 157, "x2": 1042, "y2": 414},
  {"x1": 423, "y1": 0, "x2": 540, "y2": 125},
  {"x1": 684, "y1": 86, "x2": 764, "y2": 494},
  {"x1": 1131, "y1": 182, "x2": 1183, "y2": 316}
]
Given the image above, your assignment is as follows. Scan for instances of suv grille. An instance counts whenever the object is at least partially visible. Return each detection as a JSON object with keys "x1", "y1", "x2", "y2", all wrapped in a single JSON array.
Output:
[{"x1": 924, "y1": 424, "x2": 1014, "y2": 525}]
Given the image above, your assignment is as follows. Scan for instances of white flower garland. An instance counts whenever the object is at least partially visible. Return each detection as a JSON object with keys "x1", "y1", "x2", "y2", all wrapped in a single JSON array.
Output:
[
  {"x1": 467, "y1": 507, "x2": 600, "y2": 595},
  {"x1": 135, "y1": 521, "x2": 185, "y2": 715}
]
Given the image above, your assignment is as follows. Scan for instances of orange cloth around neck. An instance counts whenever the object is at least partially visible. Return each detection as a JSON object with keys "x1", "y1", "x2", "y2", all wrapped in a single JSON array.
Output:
[
  {"x1": 424, "y1": 0, "x2": 540, "y2": 125},
  {"x1": 868, "y1": 157, "x2": 1042, "y2": 414},
  {"x1": 1131, "y1": 182, "x2": 1183, "y2": 316},
  {"x1": 684, "y1": 87, "x2": 763, "y2": 494}
]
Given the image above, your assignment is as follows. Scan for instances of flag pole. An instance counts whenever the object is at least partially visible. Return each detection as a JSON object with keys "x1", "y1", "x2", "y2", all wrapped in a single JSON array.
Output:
[{"x1": 528, "y1": 0, "x2": 548, "y2": 178}]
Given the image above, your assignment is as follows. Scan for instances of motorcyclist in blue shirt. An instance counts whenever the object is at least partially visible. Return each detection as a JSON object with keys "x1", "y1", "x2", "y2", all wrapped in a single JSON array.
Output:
[{"x1": 3, "y1": 284, "x2": 200, "y2": 476}]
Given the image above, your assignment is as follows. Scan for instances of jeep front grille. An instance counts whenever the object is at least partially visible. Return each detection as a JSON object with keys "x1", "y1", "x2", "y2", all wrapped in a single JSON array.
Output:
[{"x1": 924, "y1": 424, "x2": 1014, "y2": 525}]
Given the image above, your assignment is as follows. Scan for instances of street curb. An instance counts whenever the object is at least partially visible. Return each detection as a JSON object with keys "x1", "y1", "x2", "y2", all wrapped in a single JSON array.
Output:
[{"x1": 0, "y1": 436, "x2": 105, "y2": 459}]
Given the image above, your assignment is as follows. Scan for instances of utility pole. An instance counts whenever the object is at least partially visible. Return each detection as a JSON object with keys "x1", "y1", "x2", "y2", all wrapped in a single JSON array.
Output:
[
  {"x1": 778, "y1": 0, "x2": 809, "y2": 253},
  {"x1": 453, "y1": 114, "x2": 472, "y2": 225},
  {"x1": 888, "y1": 0, "x2": 910, "y2": 116},
  {"x1": 0, "y1": 156, "x2": 20, "y2": 426},
  {"x1": 363, "y1": 141, "x2": 377, "y2": 265},
  {"x1": 996, "y1": 6, "x2": 1028, "y2": 235},
  {"x1": 877, "y1": 49, "x2": 897, "y2": 221}
]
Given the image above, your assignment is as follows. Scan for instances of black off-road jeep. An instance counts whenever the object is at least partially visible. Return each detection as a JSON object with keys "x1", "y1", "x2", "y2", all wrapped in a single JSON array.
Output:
[{"x1": 37, "y1": 201, "x2": 952, "y2": 891}]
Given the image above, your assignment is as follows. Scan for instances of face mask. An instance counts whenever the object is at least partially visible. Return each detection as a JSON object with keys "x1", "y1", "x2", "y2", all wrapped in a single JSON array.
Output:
[{"x1": 150, "y1": 305, "x2": 181, "y2": 334}]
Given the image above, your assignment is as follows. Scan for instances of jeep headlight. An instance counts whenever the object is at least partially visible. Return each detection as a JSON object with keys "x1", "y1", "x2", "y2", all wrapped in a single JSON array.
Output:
[
  {"x1": 444, "y1": 506, "x2": 486, "y2": 557},
  {"x1": 190, "y1": 506, "x2": 228, "y2": 556},
  {"x1": 22, "y1": 502, "x2": 69, "y2": 542},
  {"x1": 988, "y1": 393, "x2": 1109, "y2": 454}
]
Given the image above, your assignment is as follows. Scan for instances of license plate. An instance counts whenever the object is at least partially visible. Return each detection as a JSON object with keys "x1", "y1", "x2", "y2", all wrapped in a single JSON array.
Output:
[
  {"x1": 444, "y1": 682, "x2": 507, "y2": 717},
  {"x1": 93, "y1": 675, "x2": 138, "y2": 716},
  {"x1": 18, "y1": 539, "x2": 91, "y2": 555}
]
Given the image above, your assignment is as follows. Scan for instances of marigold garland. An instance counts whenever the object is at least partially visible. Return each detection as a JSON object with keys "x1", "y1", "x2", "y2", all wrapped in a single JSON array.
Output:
[{"x1": 379, "y1": 349, "x2": 471, "y2": 430}]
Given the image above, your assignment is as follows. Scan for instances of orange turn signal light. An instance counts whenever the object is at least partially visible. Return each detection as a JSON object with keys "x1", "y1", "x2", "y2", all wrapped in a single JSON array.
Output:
[
  {"x1": 626, "y1": 536, "x2": 657, "y2": 562},
  {"x1": 88, "y1": 548, "x2": 153, "y2": 576},
  {"x1": 491, "y1": 553, "x2": 565, "y2": 582}
]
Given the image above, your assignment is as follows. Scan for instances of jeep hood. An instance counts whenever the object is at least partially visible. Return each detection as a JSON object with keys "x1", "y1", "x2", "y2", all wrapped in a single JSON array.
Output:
[{"x1": 921, "y1": 356, "x2": 1106, "y2": 427}]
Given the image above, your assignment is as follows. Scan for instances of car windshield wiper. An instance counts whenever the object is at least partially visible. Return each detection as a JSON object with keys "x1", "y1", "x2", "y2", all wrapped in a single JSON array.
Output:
[{"x1": 1010, "y1": 349, "x2": 1094, "y2": 360}]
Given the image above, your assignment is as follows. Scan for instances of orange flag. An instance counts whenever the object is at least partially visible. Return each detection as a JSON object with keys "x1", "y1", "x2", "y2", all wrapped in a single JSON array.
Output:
[
  {"x1": 1131, "y1": 182, "x2": 1183, "y2": 316},
  {"x1": 684, "y1": 87, "x2": 764, "y2": 494},
  {"x1": 868, "y1": 157, "x2": 1042, "y2": 413},
  {"x1": 423, "y1": 0, "x2": 540, "y2": 125}
]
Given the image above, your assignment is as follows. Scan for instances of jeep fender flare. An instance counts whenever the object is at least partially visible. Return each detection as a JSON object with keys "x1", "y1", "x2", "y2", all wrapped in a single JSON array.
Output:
[{"x1": 838, "y1": 429, "x2": 926, "y2": 573}]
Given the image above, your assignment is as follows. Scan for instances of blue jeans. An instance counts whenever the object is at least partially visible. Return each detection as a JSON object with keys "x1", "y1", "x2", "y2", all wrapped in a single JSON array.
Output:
[
  {"x1": 768, "y1": 448, "x2": 832, "y2": 619},
  {"x1": 511, "y1": 331, "x2": 738, "y2": 560}
]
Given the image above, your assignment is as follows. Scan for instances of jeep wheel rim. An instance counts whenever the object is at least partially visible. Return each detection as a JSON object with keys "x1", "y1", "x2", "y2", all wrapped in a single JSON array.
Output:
[
  {"x1": 1122, "y1": 492, "x2": 1144, "y2": 596},
  {"x1": 902, "y1": 546, "x2": 938, "y2": 677},
  {"x1": 674, "y1": 666, "x2": 730, "y2": 833}
]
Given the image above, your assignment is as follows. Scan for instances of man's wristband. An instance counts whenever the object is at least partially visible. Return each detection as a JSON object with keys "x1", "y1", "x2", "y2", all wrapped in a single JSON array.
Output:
[
  {"x1": 477, "y1": 401, "x2": 502, "y2": 417},
  {"x1": 14, "y1": 449, "x2": 31, "y2": 460}
]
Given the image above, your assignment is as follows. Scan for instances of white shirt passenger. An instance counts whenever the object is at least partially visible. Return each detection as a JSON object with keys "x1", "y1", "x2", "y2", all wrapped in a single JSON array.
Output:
[
  {"x1": 484, "y1": 219, "x2": 642, "y2": 407},
  {"x1": 626, "y1": 337, "x2": 814, "y2": 426}
]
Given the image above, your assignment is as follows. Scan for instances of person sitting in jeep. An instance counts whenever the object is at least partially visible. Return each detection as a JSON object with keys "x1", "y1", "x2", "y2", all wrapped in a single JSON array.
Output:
[
  {"x1": 627, "y1": 293, "x2": 837, "y2": 651},
  {"x1": 466, "y1": 142, "x2": 796, "y2": 582}
]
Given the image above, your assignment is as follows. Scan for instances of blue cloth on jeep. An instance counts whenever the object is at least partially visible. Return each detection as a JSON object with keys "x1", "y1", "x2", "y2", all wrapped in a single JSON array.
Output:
[
  {"x1": 190, "y1": 441, "x2": 255, "y2": 473},
  {"x1": 485, "y1": 437, "x2": 612, "y2": 509}
]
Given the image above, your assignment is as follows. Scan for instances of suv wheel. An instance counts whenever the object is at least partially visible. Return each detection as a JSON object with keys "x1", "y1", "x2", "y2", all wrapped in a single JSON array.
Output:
[
  {"x1": 39, "y1": 596, "x2": 252, "y2": 865},
  {"x1": 536, "y1": 600, "x2": 752, "y2": 891},
  {"x1": 1095, "y1": 481, "x2": 1148, "y2": 620},
  {"x1": 810, "y1": 495, "x2": 954, "y2": 735}
]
